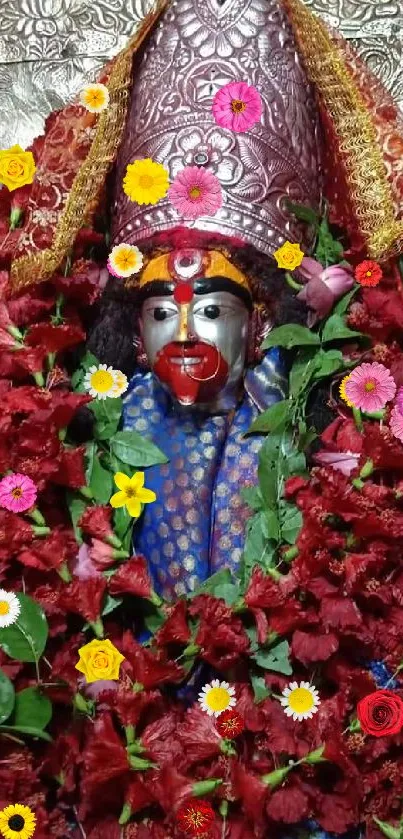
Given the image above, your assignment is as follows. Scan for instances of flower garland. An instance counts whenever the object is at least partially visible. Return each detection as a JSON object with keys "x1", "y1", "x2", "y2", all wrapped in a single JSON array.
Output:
[{"x1": 0, "y1": 141, "x2": 403, "y2": 839}]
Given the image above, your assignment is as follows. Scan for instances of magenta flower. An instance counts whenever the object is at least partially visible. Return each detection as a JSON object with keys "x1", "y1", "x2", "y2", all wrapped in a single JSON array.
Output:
[
  {"x1": 168, "y1": 165, "x2": 222, "y2": 219},
  {"x1": 0, "y1": 472, "x2": 37, "y2": 513},
  {"x1": 212, "y1": 81, "x2": 262, "y2": 133},
  {"x1": 344, "y1": 362, "x2": 396, "y2": 413},
  {"x1": 396, "y1": 387, "x2": 403, "y2": 414},
  {"x1": 389, "y1": 404, "x2": 403, "y2": 443},
  {"x1": 297, "y1": 257, "x2": 354, "y2": 323}
]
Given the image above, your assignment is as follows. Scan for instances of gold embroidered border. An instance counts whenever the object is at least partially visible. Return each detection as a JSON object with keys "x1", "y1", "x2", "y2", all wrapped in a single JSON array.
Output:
[
  {"x1": 283, "y1": 0, "x2": 403, "y2": 262},
  {"x1": 10, "y1": 0, "x2": 169, "y2": 292}
]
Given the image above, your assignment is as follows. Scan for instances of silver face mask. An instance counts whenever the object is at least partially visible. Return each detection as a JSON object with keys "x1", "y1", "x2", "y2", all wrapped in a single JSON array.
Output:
[{"x1": 140, "y1": 288, "x2": 250, "y2": 410}]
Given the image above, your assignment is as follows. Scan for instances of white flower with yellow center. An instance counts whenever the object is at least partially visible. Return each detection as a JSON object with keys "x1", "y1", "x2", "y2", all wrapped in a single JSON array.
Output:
[
  {"x1": 280, "y1": 680, "x2": 320, "y2": 721},
  {"x1": 198, "y1": 679, "x2": 236, "y2": 717},
  {"x1": 79, "y1": 83, "x2": 109, "y2": 113},
  {"x1": 0, "y1": 590, "x2": 21, "y2": 628},
  {"x1": 84, "y1": 364, "x2": 117, "y2": 400},
  {"x1": 107, "y1": 243, "x2": 144, "y2": 278},
  {"x1": 110, "y1": 370, "x2": 128, "y2": 397}
]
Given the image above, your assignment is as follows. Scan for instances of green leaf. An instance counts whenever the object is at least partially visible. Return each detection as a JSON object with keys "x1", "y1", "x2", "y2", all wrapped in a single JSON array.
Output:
[
  {"x1": 113, "y1": 506, "x2": 133, "y2": 551},
  {"x1": 333, "y1": 286, "x2": 359, "y2": 316},
  {"x1": 262, "y1": 324, "x2": 320, "y2": 351},
  {"x1": 0, "y1": 594, "x2": 48, "y2": 663},
  {"x1": 88, "y1": 453, "x2": 114, "y2": 505},
  {"x1": 0, "y1": 724, "x2": 52, "y2": 742},
  {"x1": 289, "y1": 348, "x2": 318, "y2": 398},
  {"x1": 240, "y1": 486, "x2": 264, "y2": 512},
  {"x1": 85, "y1": 441, "x2": 96, "y2": 484},
  {"x1": 279, "y1": 500, "x2": 303, "y2": 545},
  {"x1": 212, "y1": 582, "x2": 240, "y2": 606},
  {"x1": 312, "y1": 348, "x2": 344, "y2": 380},
  {"x1": 144, "y1": 611, "x2": 166, "y2": 635},
  {"x1": 284, "y1": 200, "x2": 320, "y2": 227},
  {"x1": 321, "y1": 313, "x2": 364, "y2": 344},
  {"x1": 262, "y1": 510, "x2": 280, "y2": 542},
  {"x1": 102, "y1": 594, "x2": 123, "y2": 617},
  {"x1": 314, "y1": 218, "x2": 344, "y2": 266},
  {"x1": 253, "y1": 639, "x2": 292, "y2": 675},
  {"x1": 89, "y1": 398, "x2": 123, "y2": 441},
  {"x1": 0, "y1": 669, "x2": 15, "y2": 724},
  {"x1": 110, "y1": 431, "x2": 168, "y2": 468},
  {"x1": 247, "y1": 400, "x2": 291, "y2": 435},
  {"x1": 242, "y1": 513, "x2": 276, "y2": 572},
  {"x1": 193, "y1": 569, "x2": 233, "y2": 598},
  {"x1": 66, "y1": 493, "x2": 87, "y2": 545},
  {"x1": 250, "y1": 673, "x2": 271, "y2": 703},
  {"x1": 71, "y1": 351, "x2": 99, "y2": 390},
  {"x1": 12, "y1": 687, "x2": 52, "y2": 730}
]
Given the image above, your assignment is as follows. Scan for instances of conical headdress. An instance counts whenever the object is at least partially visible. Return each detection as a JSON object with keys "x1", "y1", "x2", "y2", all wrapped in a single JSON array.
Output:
[{"x1": 111, "y1": 0, "x2": 323, "y2": 258}]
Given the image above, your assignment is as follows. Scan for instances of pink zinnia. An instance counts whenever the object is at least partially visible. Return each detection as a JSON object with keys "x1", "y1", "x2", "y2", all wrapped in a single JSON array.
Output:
[
  {"x1": 344, "y1": 362, "x2": 396, "y2": 413},
  {"x1": 0, "y1": 472, "x2": 37, "y2": 513},
  {"x1": 390, "y1": 404, "x2": 403, "y2": 443},
  {"x1": 212, "y1": 81, "x2": 262, "y2": 133},
  {"x1": 168, "y1": 166, "x2": 222, "y2": 219}
]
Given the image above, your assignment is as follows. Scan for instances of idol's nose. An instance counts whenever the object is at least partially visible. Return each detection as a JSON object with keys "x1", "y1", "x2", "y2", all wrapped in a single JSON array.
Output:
[{"x1": 174, "y1": 303, "x2": 196, "y2": 343}]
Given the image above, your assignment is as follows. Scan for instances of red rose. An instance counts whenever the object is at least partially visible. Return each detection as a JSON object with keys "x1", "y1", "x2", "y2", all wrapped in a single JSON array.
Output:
[{"x1": 357, "y1": 690, "x2": 403, "y2": 737}]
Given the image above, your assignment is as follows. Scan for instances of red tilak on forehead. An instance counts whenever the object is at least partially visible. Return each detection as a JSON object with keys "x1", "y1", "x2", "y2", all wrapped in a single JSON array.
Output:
[{"x1": 173, "y1": 281, "x2": 194, "y2": 304}]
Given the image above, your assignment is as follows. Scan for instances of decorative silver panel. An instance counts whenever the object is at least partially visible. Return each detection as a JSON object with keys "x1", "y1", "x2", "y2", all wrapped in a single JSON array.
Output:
[{"x1": 0, "y1": 0, "x2": 402, "y2": 149}]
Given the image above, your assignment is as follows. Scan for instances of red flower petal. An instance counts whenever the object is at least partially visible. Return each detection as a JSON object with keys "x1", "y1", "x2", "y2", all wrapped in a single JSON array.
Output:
[
  {"x1": 176, "y1": 798, "x2": 215, "y2": 837},
  {"x1": 108, "y1": 555, "x2": 153, "y2": 599}
]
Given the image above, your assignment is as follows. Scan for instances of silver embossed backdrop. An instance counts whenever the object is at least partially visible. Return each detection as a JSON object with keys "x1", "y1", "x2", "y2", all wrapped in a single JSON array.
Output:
[{"x1": 0, "y1": 0, "x2": 402, "y2": 151}]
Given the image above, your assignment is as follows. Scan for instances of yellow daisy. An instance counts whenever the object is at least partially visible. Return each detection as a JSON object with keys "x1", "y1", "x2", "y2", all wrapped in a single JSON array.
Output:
[
  {"x1": 123, "y1": 158, "x2": 169, "y2": 205},
  {"x1": 110, "y1": 471, "x2": 156, "y2": 518},
  {"x1": 108, "y1": 243, "x2": 143, "y2": 278},
  {"x1": 0, "y1": 804, "x2": 36, "y2": 839},
  {"x1": 280, "y1": 680, "x2": 320, "y2": 721},
  {"x1": 273, "y1": 241, "x2": 304, "y2": 271},
  {"x1": 110, "y1": 370, "x2": 128, "y2": 397},
  {"x1": 79, "y1": 83, "x2": 109, "y2": 113},
  {"x1": 339, "y1": 375, "x2": 354, "y2": 407},
  {"x1": 83, "y1": 364, "x2": 116, "y2": 400},
  {"x1": 198, "y1": 679, "x2": 236, "y2": 717}
]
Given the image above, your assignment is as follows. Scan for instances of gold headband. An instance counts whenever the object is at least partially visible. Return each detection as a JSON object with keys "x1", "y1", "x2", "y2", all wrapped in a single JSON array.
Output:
[{"x1": 136, "y1": 250, "x2": 250, "y2": 291}]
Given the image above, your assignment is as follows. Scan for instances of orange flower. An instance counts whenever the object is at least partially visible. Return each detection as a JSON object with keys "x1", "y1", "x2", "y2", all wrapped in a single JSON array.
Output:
[{"x1": 354, "y1": 260, "x2": 383, "y2": 287}]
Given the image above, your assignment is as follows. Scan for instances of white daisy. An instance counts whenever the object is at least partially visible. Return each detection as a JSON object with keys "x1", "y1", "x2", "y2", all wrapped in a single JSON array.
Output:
[
  {"x1": 280, "y1": 680, "x2": 320, "y2": 721},
  {"x1": 110, "y1": 370, "x2": 128, "y2": 397},
  {"x1": 198, "y1": 679, "x2": 236, "y2": 717},
  {"x1": 0, "y1": 590, "x2": 21, "y2": 628},
  {"x1": 84, "y1": 364, "x2": 117, "y2": 400},
  {"x1": 79, "y1": 83, "x2": 109, "y2": 113}
]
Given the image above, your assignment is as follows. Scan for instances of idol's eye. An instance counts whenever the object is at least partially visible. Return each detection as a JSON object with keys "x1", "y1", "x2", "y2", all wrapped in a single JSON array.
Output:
[
  {"x1": 153, "y1": 307, "x2": 168, "y2": 321},
  {"x1": 203, "y1": 305, "x2": 220, "y2": 319}
]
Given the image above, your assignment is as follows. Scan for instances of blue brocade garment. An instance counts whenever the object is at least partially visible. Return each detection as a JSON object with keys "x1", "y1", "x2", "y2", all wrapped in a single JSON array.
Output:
[{"x1": 123, "y1": 349, "x2": 287, "y2": 600}]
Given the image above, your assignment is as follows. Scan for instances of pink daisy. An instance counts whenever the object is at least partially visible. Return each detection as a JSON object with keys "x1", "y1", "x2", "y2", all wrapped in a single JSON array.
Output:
[
  {"x1": 389, "y1": 404, "x2": 403, "y2": 443},
  {"x1": 0, "y1": 472, "x2": 37, "y2": 513},
  {"x1": 344, "y1": 362, "x2": 396, "y2": 413},
  {"x1": 168, "y1": 166, "x2": 222, "y2": 219},
  {"x1": 212, "y1": 81, "x2": 262, "y2": 133}
]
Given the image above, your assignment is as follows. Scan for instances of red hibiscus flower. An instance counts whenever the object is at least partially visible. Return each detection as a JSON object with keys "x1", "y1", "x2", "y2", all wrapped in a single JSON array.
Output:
[
  {"x1": 177, "y1": 705, "x2": 222, "y2": 767},
  {"x1": 120, "y1": 631, "x2": 184, "y2": 688},
  {"x1": 79, "y1": 505, "x2": 117, "y2": 545},
  {"x1": 216, "y1": 708, "x2": 244, "y2": 739},
  {"x1": 354, "y1": 260, "x2": 383, "y2": 287},
  {"x1": 108, "y1": 555, "x2": 155, "y2": 600},
  {"x1": 155, "y1": 600, "x2": 191, "y2": 646},
  {"x1": 357, "y1": 690, "x2": 403, "y2": 737},
  {"x1": 176, "y1": 798, "x2": 215, "y2": 837},
  {"x1": 60, "y1": 577, "x2": 107, "y2": 623}
]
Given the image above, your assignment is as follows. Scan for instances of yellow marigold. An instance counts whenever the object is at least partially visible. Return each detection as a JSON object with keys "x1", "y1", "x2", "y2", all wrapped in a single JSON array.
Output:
[
  {"x1": 0, "y1": 145, "x2": 36, "y2": 192},
  {"x1": 273, "y1": 241, "x2": 304, "y2": 271},
  {"x1": 339, "y1": 375, "x2": 354, "y2": 407},
  {"x1": 79, "y1": 83, "x2": 109, "y2": 113},
  {"x1": 123, "y1": 158, "x2": 169, "y2": 205},
  {"x1": 75, "y1": 638, "x2": 125, "y2": 684}
]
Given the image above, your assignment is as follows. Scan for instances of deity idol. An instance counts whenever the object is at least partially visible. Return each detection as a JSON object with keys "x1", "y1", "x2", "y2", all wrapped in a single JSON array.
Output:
[{"x1": 8, "y1": 0, "x2": 403, "y2": 600}]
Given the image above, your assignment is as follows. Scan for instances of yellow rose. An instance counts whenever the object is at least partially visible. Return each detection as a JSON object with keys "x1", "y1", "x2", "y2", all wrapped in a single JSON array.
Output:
[
  {"x1": 75, "y1": 638, "x2": 125, "y2": 684},
  {"x1": 0, "y1": 144, "x2": 36, "y2": 192},
  {"x1": 273, "y1": 241, "x2": 304, "y2": 271}
]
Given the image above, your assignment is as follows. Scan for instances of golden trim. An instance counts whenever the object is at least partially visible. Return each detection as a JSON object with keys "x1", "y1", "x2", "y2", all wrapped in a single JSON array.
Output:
[
  {"x1": 283, "y1": 0, "x2": 403, "y2": 262},
  {"x1": 10, "y1": 0, "x2": 169, "y2": 292}
]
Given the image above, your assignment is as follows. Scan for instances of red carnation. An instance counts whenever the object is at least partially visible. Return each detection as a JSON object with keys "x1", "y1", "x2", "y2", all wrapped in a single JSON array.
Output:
[
  {"x1": 25, "y1": 322, "x2": 86, "y2": 352},
  {"x1": 216, "y1": 709, "x2": 244, "y2": 739},
  {"x1": 60, "y1": 576, "x2": 107, "y2": 623},
  {"x1": 176, "y1": 798, "x2": 215, "y2": 837},
  {"x1": 120, "y1": 631, "x2": 184, "y2": 689},
  {"x1": 244, "y1": 566, "x2": 284, "y2": 609},
  {"x1": 354, "y1": 260, "x2": 383, "y2": 287},
  {"x1": 108, "y1": 555, "x2": 154, "y2": 600},
  {"x1": 155, "y1": 600, "x2": 191, "y2": 646},
  {"x1": 357, "y1": 690, "x2": 403, "y2": 737},
  {"x1": 176, "y1": 705, "x2": 221, "y2": 766},
  {"x1": 79, "y1": 505, "x2": 118, "y2": 546}
]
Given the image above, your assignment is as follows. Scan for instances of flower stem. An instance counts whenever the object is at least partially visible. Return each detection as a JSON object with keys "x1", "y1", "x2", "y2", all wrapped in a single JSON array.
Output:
[
  {"x1": 32, "y1": 526, "x2": 51, "y2": 538},
  {"x1": 352, "y1": 407, "x2": 363, "y2": 432},
  {"x1": 89, "y1": 617, "x2": 104, "y2": 638},
  {"x1": 7, "y1": 324, "x2": 23, "y2": 342},
  {"x1": 192, "y1": 779, "x2": 222, "y2": 796},
  {"x1": 58, "y1": 562, "x2": 72, "y2": 583},
  {"x1": 28, "y1": 506, "x2": 46, "y2": 526},
  {"x1": 118, "y1": 803, "x2": 132, "y2": 826},
  {"x1": 33, "y1": 371, "x2": 45, "y2": 387},
  {"x1": 285, "y1": 271, "x2": 303, "y2": 291}
]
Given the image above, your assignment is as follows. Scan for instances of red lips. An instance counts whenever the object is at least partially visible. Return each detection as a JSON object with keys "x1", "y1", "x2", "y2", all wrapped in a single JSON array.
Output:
[{"x1": 153, "y1": 341, "x2": 228, "y2": 404}]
